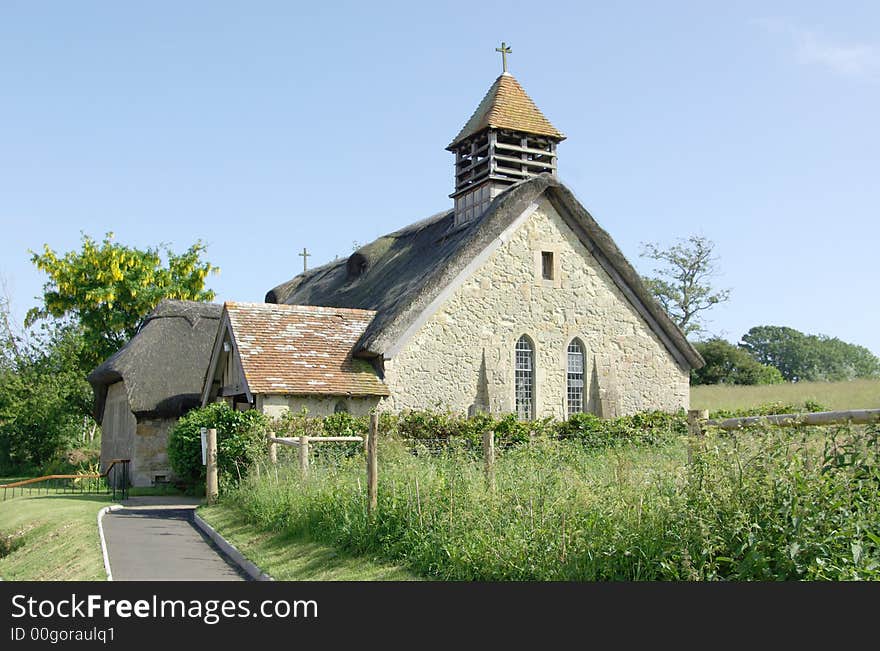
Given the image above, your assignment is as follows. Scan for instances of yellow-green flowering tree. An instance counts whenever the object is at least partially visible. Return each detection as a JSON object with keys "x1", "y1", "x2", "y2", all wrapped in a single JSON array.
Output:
[{"x1": 27, "y1": 233, "x2": 218, "y2": 369}]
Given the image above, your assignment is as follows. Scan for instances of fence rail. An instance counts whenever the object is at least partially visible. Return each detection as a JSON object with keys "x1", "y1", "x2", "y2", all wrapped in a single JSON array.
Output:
[
  {"x1": 262, "y1": 407, "x2": 879, "y2": 512},
  {"x1": 707, "y1": 408, "x2": 880, "y2": 431}
]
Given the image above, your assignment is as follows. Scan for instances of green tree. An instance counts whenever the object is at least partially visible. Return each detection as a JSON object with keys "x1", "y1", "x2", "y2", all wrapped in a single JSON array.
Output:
[
  {"x1": 740, "y1": 325, "x2": 812, "y2": 381},
  {"x1": 640, "y1": 235, "x2": 731, "y2": 336},
  {"x1": 691, "y1": 337, "x2": 783, "y2": 385},
  {"x1": 810, "y1": 335, "x2": 880, "y2": 380},
  {"x1": 0, "y1": 320, "x2": 93, "y2": 470},
  {"x1": 28, "y1": 233, "x2": 218, "y2": 370},
  {"x1": 740, "y1": 325, "x2": 880, "y2": 382}
]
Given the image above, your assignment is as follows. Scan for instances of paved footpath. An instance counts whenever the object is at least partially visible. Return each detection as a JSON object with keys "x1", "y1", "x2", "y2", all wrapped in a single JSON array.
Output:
[{"x1": 102, "y1": 497, "x2": 246, "y2": 581}]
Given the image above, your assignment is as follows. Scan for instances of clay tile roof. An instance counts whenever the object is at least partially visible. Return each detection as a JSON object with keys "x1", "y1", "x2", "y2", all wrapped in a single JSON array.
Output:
[
  {"x1": 448, "y1": 73, "x2": 566, "y2": 149},
  {"x1": 225, "y1": 302, "x2": 389, "y2": 397}
]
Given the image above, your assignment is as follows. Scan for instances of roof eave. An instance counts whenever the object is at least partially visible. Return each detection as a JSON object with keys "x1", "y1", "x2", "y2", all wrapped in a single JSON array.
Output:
[
  {"x1": 445, "y1": 124, "x2": 567, "y2": 151},
  {"x1": 358, "y1": 176, "x2": 703, "y2": 372}
]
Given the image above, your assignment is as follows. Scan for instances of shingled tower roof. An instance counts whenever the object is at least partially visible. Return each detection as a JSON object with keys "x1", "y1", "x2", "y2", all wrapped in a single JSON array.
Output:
[{"x1": 447, "y1": 73, "x2": 566, "y2": 150}]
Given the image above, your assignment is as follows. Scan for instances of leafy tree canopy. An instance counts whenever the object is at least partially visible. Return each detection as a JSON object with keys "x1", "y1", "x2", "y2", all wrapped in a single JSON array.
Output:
[
  {"x1": 740, "y1": 325, "x2": 880, "y2": 382},
  {"x1": 0, "y1": 319, "x2": 93, "y2": 470},
  {"x1": 691, "y1": 337, "x2": 783, "y2": 386},
  {"x1": 640, "y1": 235, "x2": 730, "y2": 336},
  {"x1": 27, "y1": 233, "x2": 218, "y2": 370}
]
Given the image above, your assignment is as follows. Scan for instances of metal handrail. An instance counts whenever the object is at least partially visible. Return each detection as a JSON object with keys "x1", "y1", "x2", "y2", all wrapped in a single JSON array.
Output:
[{"x1": 1, "y1": 459, "x2": 130, "y2": 501}]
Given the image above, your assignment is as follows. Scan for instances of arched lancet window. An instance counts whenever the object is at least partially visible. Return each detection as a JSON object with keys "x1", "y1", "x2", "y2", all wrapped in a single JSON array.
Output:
[
  {"x1": 515, "y1": 335, "x2": 535, "y2": 420},
  {"x1": 567, "y1": 339, "x2": 585, "y2": 417}
]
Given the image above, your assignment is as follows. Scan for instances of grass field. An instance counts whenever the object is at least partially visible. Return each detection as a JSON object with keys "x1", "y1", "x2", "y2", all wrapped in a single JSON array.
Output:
[
  {"x1": 199, "y1": 504, "x2": 420, "y2": 580},
  {"x1": 0, "y1": 493, "x2": 112, "y2": 580},
  {"x1": 691, "y1": 378, "x2": 880, "y2": 412}
]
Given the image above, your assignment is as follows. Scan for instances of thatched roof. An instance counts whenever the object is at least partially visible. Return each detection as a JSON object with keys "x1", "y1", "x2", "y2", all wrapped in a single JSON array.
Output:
[
  {"x1": 266, "y1": 175, "x2": 704, "y2": 371},
  {"x1": 88, "y1": 300, "x2": 222, "y2": 420}
]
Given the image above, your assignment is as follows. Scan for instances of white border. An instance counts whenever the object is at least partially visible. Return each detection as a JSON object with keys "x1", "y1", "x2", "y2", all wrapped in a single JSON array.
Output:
[{"x1": 97, "y1": 504, "x2": 123, "y2": 581}]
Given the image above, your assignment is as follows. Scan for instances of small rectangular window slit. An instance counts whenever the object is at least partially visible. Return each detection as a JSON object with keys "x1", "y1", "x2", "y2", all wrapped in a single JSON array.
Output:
[{"x1": 541, "y1": 251, "x2": 554, "y2": 280}]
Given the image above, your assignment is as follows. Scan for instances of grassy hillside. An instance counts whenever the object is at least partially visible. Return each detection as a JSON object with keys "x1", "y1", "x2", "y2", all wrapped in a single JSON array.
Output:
[
  {"x1": 0, "y1": 494, "x2": 111, "y2": 580},
  {"x1": 691, "y1": 378, "x2": 880, "y2": 412}
]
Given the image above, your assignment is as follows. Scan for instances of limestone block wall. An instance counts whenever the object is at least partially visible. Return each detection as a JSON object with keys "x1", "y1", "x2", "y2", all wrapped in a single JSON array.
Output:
[
  {"x1": 100, "y1": 381, "x2": 136, "y2": 473},
  {"x1": 383, "y1": 197, "x2": 690, "y2": 419},
  {"x1": 256, "y1": 394, "x2": 381, "y2": 421},
  {"x1": 132, "y1": 417, "x2": 176, "y2": 487}
]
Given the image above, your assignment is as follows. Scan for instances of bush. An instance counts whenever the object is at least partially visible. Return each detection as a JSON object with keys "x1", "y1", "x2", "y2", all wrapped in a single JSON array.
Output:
[
  {"x1": 555, "y1": 410, "x2": 686, "y2": 448},
  {"x1": 167, "y1": 402, "x2": 268, "y2": 488},
  {"x1": 709, "y1": 400, "x2": 829, "y2": 420}
]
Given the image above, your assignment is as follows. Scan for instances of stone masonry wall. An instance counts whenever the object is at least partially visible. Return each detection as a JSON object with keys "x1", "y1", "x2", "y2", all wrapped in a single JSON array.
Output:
[
  {"x1": 256, "y1": 394, "x2": 381, "y2": 421},
  {"x1": 383, "y1": 197, "x2": 690, "y2": 418},
  {"x1": 132, "y1": 417, "x2": 176, "y2": 487}
]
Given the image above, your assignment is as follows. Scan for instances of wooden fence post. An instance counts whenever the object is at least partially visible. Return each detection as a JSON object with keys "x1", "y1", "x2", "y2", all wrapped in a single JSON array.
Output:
[
  {"x1": 206, "y1": 428, "x2": 219, "y2": 505},
  {"x1": 267, "y1": 431, "x2": 278, "y2": 465},
  {"x1": 367, "y1": 412, "x2": 378, "y2": 515},
  {"x1": 687, "y1": 409, "x2": 708, "y2": 465},
  {"x1": 483, "y1": 429, "x2": 495, "y2": 493},
  {"x1": 298, "y1": 435, "x2": 309, "y2": 479}
]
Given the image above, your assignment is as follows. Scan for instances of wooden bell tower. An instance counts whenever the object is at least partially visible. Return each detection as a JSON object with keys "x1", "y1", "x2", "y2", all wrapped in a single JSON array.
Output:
[{"x1": 448, "y1": 43, "x2": 566, "y2": 226}]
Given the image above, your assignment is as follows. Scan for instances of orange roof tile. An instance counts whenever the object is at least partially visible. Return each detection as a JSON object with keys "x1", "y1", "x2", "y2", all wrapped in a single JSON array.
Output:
[
  {"x1": 225, "y1": 302, "x2": 389, "y2": 397},
  {"x1": 448, "y1": 73, "x2": 565, "y2": 149}
]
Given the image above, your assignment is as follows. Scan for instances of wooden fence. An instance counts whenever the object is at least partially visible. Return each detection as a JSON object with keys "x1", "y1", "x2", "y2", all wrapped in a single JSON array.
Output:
[
  {"x1": 686, "y1": 407, "x2": 880, "y2": 464},
  {"x1": 688, "y1": 407, "x2": 880, "y2": 435},
  {"x1": 266, "y1": 413, "x2": 378, "y2": 513},
  {"x1": 263, "y1": 407, "x2": 879, "y2": 511}
]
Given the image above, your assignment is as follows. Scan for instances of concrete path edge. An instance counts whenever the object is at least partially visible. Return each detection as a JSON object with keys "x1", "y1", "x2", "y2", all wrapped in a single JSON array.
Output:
[
  {"x1": 97, "y1": 504, "x2": 123, "y2": 581},
  {"x1": 192, "y1": 512, "x2": 274, "y2": 581}
]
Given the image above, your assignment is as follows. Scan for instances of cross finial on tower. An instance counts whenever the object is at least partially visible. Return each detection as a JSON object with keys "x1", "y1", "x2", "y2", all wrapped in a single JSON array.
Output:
[
  {"x1": 299, "y1": 247, "x2": 311, "y2": 273},
  {"x1": 495, "y1": 41, "x2": 512, "y2": 73}
]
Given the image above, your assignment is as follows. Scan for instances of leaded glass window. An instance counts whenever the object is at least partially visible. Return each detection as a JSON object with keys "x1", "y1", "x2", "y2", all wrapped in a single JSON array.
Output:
[
  {"x1": 515, "y1": 335, "x2": 535, "y2": 420},
  {"x1": 567, "y1": 339, "x2": 585, "y2": 417}
]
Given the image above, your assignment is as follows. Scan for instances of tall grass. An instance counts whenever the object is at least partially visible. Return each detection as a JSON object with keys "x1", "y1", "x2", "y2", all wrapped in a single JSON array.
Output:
[
  {"x1": 224, "y1": 426, "x2": 880, "y2": 580},
  {"x1": 691, "y1": 378, "x2": 880, "y2": 412}
]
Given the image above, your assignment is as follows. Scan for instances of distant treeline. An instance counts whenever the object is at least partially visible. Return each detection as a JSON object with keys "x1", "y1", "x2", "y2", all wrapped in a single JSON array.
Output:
[{"x1": 691, "y1": 325, "x2": 880, "y2": 386}]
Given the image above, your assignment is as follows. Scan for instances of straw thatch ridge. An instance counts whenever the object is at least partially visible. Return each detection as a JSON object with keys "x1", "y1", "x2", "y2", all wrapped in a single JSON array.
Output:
[
  {"x1": 88, "y1": 300, "x2": 222, "y2": 420},
  {"x1": 266, "y1": 175, "x2": 704, "y2": 370}
]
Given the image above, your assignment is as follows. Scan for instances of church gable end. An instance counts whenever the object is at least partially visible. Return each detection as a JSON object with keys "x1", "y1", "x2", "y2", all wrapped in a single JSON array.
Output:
[{"x1": 383, "y1": 194, "x2": 692, "y2": 418}]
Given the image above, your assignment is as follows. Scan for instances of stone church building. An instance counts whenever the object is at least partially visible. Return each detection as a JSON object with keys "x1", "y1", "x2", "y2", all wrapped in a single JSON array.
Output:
[
  {"x1": 91, "y1": 61, "x2": 703, "y2": 484},
  {"x1": 206, "y1": 68, "x2": 702, "y2": 421}
]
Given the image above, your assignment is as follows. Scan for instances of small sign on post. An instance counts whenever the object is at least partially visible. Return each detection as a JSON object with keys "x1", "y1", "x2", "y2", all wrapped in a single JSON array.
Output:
[
  {"x1": 200, "y1": 427, "x2": 207, "y2": 466},
  {"x1": 206, "y1": 428, "x2": 219, "y2": 505}
]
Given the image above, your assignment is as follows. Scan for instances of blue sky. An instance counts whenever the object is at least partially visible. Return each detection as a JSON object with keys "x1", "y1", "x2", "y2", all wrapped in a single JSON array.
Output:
[{"x1": 1, "y1": 1, "x2": 878, "y2": 355}]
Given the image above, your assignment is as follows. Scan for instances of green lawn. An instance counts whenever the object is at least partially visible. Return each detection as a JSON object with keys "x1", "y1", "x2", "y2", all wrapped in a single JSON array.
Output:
[
  {"x1": 691, "y1": 378, "x2": 880, "y2": 412},
  {"x1": 198, "y1": 503, "x2": 421, "y2": 581},
  {"x1": 0, "y1": 493, "x2": 112, "y2": 581}
]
